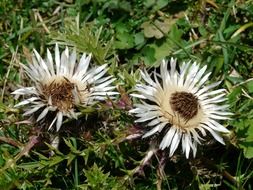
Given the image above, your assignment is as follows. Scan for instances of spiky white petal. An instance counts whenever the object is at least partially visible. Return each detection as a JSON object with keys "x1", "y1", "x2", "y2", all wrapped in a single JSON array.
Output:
[
  {"x1": 13, "y1": 44, "x2": 117, "y2": 131},
  {"x1": 130, "y1": 58, "x2": 232, "y2": 158}
]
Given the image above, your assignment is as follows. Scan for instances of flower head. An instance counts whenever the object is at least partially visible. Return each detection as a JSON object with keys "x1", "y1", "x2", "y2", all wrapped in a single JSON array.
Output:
[
  {"x1": 130, "y1": 58, "x2": 232, "y2": 158},
  {"x1": 12, "y1": 44, "x2": 117, "y2": 131}
]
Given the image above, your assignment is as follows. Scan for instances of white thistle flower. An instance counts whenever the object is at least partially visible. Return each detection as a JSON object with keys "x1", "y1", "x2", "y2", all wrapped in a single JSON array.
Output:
[
  {"x1": 130, "y1": 58, "x2": 232, "y2": 158},
  {"x1": 12, "y1": 44, "x2": 118, "y2": 131}
]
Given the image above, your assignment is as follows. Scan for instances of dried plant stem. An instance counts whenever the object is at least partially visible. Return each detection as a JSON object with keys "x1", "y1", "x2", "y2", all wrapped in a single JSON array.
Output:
[
  {"x1": 15, "y1": 135, "x2": 39, "y2": 160},
  {"x1": 222, "y1": 170, "x2": 241, "y2": 188},
  {"x1": 1, "y1": 46, "x2": 19, "y2": 102},
  {"x1": 0, "y1": 135, "x2": 39, "y2": 172},
  {"x1": 156, "y1": 152, "x2": 166, "y2": 190},
  {"x1": 133, "y1": 147, "x2": 157, "y2": 174},
  {"x1": 33, "y1": 9, "x2": 50, "y2": 34},
  {"x1": 0, "y1": 137, "x2": 23, "y2": 147}
]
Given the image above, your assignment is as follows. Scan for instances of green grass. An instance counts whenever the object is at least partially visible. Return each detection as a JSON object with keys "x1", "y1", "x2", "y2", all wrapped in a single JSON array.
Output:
[{"x1": 1, "y1": 0, "x2": 253, "y2": 189}]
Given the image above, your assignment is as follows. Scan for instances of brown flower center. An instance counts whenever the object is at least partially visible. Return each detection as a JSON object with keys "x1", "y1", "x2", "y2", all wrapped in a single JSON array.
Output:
[
  {"x1": 169, "y1": 91, "x2": 199, "y2": 121},
  {"x1": 42, "y1": 78, "x2": 75, "y2": 111}
]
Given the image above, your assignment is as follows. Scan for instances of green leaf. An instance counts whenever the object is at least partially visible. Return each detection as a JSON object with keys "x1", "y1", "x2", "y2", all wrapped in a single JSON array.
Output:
[
  {"x1": 114, "y1": 33, "x2": 135, "y2": 49},
  {"x1": 63, "y1": 138, "x2": 81, "y2": 154},
  {"x1": 141, "y1": 46, "x2": 156, "y2": 65},
  {"x1": 114, "y1": 23, "x2": 135, "y2": 49},
  {"x1": 151, "y1": 39, "x2": 173, "y2": 60},
  {"x1": 155, "y1": 0, "x2": 169, "y2": 10},
  {"x1": 50, "y1": 17, "x2": 113, "y2": 65},
  {"x1": 18, "y1": 162, "x2": 41, "y2": 170},
  {"x1": 144, "y1": 0, "x2": 168, "y2": 11},
  {"x1": 80, "y1": 163, "x2": 127, "y2": 190},
  {"x1": 233, "y1": 119, "x2": 253, "y2": 158},
  {"x1": 134, "y1": 32, "x2": 145, "y2": 49},
  {"x1": 66, "y1": 153, "x2": 76, "y2": 166},
  {"x1": 48, "y1": 155, "x2": 65, "y2": 167},
  {"x1": 144, "y1": 0, "x2": 155, "y2": 8},
  {"x1": 246, "y1": 80, "x2": 253, "y2": 93}
]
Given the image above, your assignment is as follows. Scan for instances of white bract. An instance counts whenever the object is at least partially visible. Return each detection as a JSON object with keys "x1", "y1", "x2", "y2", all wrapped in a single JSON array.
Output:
[
  {"x1": 130, "y1": 58, "x2": 232, "y2": 158},
  {"x1": 12, "y1": 44, "x2": 118, "y2": 131}
]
